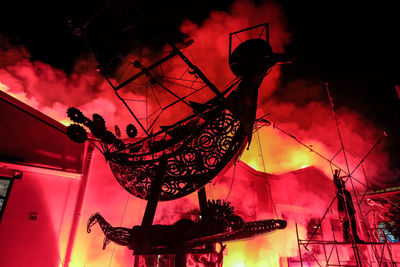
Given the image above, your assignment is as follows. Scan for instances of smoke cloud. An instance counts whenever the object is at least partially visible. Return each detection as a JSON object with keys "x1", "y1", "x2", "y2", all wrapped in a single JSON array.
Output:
[{"x1": 1, "y1": 1, "x2": 398, "y2": 266}]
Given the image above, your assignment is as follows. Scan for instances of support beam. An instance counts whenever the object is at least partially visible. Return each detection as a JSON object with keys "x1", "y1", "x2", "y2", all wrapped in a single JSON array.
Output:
[{"x1": 198, "y1": 187, "x2": 208, "y2": 218}]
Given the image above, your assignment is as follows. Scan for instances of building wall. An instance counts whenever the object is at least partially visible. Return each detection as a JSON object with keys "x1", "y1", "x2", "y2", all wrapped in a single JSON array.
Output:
[
  {"x1": 3, "y1": 149, "x2": 396, "y2": 267},
  {"x1": 0, "y1": 170, "x2": 81, "y2": 267}
]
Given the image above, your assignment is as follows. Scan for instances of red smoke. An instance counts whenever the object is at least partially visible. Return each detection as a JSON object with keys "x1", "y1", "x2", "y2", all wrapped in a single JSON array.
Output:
[
  {"x1": 245, "y1": 93, "x2": 396, "y2": 186},
  {"x1": 0, "y1": 0, "x2": 398, "y2": 266},
  {"x1": 179, "y1": 0, "x2": 289, "y2": 99}
]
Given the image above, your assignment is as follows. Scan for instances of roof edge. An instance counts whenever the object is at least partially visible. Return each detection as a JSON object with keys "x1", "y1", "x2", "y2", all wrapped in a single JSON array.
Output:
[{"x1": 0, "y1": 90, "x2": 67, "y2": 134}]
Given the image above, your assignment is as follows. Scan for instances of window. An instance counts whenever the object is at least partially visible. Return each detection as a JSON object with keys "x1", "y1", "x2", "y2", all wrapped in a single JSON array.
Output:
[
  {"x1": 307, "y1": 218, "x2": 323, "y2": 240},
  {"x1": 0, "y1": 168, "x2": 22, "y2": 220}
]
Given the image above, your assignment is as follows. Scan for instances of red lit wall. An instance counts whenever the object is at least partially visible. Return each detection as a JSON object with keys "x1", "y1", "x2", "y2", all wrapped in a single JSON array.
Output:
[
  {"x1": 2, "y1": 149, "x2": 396, "y2": 267},
  {"x1": 0, "y1": 171, "x2": 81, "y2": 267}
]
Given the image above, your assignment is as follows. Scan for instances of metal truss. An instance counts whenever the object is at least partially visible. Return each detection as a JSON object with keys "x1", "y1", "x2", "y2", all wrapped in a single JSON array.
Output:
[
  {"x1": 295, "y1": 223, "x2": 398, "y2": 266},
  {"x1": 290, "y1": 84, "x2": 396, "y2": 267},
  {"x1": 256, "y1": 83, "x2": 396, "y2": 266}
]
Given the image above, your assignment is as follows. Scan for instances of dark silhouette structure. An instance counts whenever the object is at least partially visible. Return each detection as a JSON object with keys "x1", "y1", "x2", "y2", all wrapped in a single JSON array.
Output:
[
  {"x1": 65, "y1": 3, "x2": 290, "y2": 264},
  {"x1": 333, "y1": 169, "x2": 363, "y2": 243}
]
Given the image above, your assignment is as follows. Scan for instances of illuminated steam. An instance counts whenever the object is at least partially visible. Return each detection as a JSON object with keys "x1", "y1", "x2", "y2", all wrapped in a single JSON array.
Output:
[{"x1": 0, "y1": 0, "x2": 398, "y2": 266}]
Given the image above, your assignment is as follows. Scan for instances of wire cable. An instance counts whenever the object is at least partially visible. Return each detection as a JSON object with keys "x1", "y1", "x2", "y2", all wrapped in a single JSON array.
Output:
[
  {"x1": 256, "y1": 128, "x2": 279, "y2": 218},
  {"x1": 225, "y1": 160, "x2": 237, "y2": 201},
  {"x1": 107, "y1": 194, "x2": 130, "y2": 267}
]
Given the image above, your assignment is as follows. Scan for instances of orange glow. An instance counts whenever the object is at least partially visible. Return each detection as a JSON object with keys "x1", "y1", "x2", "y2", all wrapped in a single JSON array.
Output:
[
  {"x1": 222, "y1": 223, "x2": 307, "y2": 267},
  {"x1": 241, "y1": 127, "x2": 332, "y2": 177}
]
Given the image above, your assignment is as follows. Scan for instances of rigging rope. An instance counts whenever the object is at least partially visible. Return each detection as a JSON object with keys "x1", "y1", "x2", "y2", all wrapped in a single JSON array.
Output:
[
  {"x1": 255, "y1": 128, "x2": 279, "y2": 218},
  {"x1": 225, "y1": 160, "x2": 238, "y2": 201},
  {"x1": 108, "y1": 194, "x2": 131, "y2": 267}
]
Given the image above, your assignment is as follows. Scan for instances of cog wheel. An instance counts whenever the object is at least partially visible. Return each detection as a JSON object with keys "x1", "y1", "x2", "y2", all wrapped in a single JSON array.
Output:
[
  {"x1": 101, "y1": 130, "x2": 117, "y2": 144},
  {"x1": 126, "y1": 124, "x2": 138, "y2": 138},
  {"x1": 67, "y1": 107, "x2": 86, "y2": 123},
  {"x1": 67, "y1": 124, "x2": 88, "y2": 143}
]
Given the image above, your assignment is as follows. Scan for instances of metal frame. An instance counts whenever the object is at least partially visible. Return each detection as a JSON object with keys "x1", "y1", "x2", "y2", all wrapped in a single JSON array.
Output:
[
  {"x1": 229, "y1": 22, "x2": 269, "y2": 58},
  {"x1": 78, "y1": 5, "x2": 224, "y2": 138},
  {"x1": 256, "y1": 83, "x2": 396, "y2": 266},
  {"x1": 70, "y1": 4, "x2": 284, "y2": 266},
  {"x1": 289, "y1": 84, "x2": 396, "y2": 266},
  {"x1": 0, "y1": 168, "x2": 22, "y2": 220},
  {"x1": 295, "y1": 223, "x2": 398, "y2": 266}
]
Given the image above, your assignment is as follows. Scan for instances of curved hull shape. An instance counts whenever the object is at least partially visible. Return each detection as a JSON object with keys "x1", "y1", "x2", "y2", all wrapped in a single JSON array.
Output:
[
  {"x1": 66, "y1": 37, "x2": 279, "y2": 202},
  {"x1": 109, "y1": 78, "x2": 259, "y2": 201}
]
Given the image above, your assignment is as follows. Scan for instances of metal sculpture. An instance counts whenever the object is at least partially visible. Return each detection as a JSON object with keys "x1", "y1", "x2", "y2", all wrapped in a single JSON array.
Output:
[
  {"x1": 87, "y1": 200, "x2": 286, "y2": 252},
  {"x1": 67, "y1": 24, "x2": 287, "y2": 201},
  {"x1": 66, "y1": 3, "x2": 289, "y2": 264}
]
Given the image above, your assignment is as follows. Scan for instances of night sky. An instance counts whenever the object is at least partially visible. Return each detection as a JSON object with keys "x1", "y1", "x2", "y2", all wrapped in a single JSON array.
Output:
[{"x1": 1, "y1": 0, "x2": 399, "y2": 173}]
